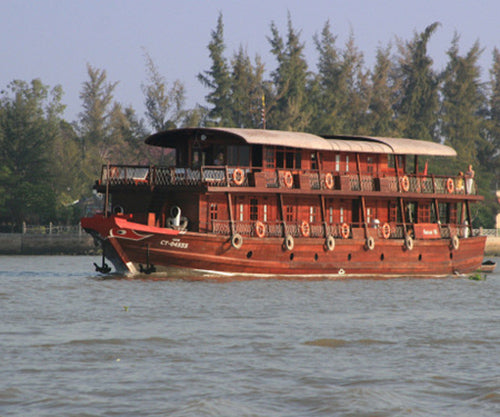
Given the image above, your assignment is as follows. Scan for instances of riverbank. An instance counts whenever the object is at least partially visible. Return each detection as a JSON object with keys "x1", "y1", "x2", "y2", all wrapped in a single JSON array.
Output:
[
  {"x1": 486, "y1": 236, "x2": 500, "y2": 256},
  {"x1": 0, "y1": 232, "x2": 499, "y2": 256},
  {"x1": 0, "y1": 233, "x2": 97, "y2": 255}
]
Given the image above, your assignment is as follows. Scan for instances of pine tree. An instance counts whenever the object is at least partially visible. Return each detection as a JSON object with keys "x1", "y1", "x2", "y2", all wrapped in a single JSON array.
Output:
[
  {"x1": 267, "y1": 13, "x2": 311, "y2": 131},
  {"x1": 488, "y1": 48, "x2": 500, "y2": 180},
  {"x1": 440, "y1": 35, "x2": 485, "y2": 165},
  {"x1": 142, "y1": 50, "x2": 185, "y2": 131},
  {"x1": 395, "y1": 23, "x2": 440, "y2": 140},
  {"x1": 368, "y1": 45, "x2": 399, "y2": 136},
  {"x1": 310, "y1": 20, "x2": 343, "y2": 134},
  {"x1": 198, "y1": 13, "x2": 233, "y2": 126},
  {"x1": 340, "y1": 32, "x2": 371, "y2": 134},
  {"x1": 78, "y1": 64, "x2": 118, "y2": 160},
  {"x1": 230, "y1": 46, "x2": 266, "y2": 128}
]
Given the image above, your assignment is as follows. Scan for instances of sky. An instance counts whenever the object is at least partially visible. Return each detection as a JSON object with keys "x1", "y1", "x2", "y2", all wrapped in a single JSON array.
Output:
[{"x1": 2, "y1": 0, "x2": 499, "y2": 124}]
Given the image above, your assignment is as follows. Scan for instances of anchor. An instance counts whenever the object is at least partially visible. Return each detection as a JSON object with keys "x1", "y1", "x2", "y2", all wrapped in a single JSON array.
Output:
[
  {"x1": 94, "y1": 252, "x2": 111, "y2": 274},
  {"x1": 139, "y1": 244, "x2": 156, "y2": 274}
]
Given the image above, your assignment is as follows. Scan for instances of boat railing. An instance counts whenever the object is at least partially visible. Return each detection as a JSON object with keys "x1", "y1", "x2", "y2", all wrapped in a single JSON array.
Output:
[
  {"x1": 98, "y1": 165, "x2": 478, "y2": 195},
  {"x1": 206, "y1": 219, "x2": 477, "y2": 240}
]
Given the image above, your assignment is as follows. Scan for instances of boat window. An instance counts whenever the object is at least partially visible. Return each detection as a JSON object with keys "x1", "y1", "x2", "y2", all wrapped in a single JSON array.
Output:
[
  {"x1": 273, "y1": 147, "x2": 302, "y2": 170},
  {"x1": 209, "y1": 203, "x2": 218, "y2": 220},
  {"x1": 345, "y1": 156, "x2": 350, "y2": 172},
  {"x1": 263, "y1": 204, "x2": 268, "y2": 222},
  {"x1": 418, "y1": 203, "x2": 431, "y2": 223},
  {"x1": 311, "y1": 152, "x2": 318, "y2": 170},
  {"x1": 366, "y1": 156, "x2": 374, "y2": 174},
  {"x1": 250, "y1": 198, "x2": 258, "y2": 221},
  {"x1": 286, "y1": 152, "x2": 294, "y2": 169},
  {"x1": 276, "y1": 149, "x2": 284, "y2": 168},
  {"x1": 286, "y1": 205, "x2": 295, "y2": 222},
  {"x1": 309, "y1": 206, "x2": 318, "y2": 223},
  {"x1": 264, "y1": 147, "x2": 274, "y2": 168},
  {"x1": 335, "y1": 154, "x2": 340, "y2": 172},
  {"x1": 389, "y1": 202, "x2": 399, "y2": 223},
  {"x1": 239, "y1": 202, "x2": 244, "y2": 221},
  {"x1": 252, "y1": 145, "x2": 263, "y2": 167},
  {"x1": 227, "y1": 145, "x2": 250, "y2": 166}
]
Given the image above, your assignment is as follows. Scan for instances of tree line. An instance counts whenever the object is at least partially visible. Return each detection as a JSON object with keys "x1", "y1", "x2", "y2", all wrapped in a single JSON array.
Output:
[{"x1": 0, "y1": 13, "x2": 499, "y2": 230}]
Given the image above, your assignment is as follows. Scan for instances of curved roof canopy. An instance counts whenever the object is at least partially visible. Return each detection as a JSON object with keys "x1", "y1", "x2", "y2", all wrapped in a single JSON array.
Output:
[{"x1": 146, "y1": 127, "x2": 456, "y2": 157}]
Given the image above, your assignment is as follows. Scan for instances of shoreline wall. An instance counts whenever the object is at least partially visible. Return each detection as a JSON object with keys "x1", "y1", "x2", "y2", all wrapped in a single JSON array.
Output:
[
  {"x1": 0, "y1": 233, "x2": 97, "y2": 255},
  {"x1": 0, "y1": 233, "x2": 498, "y2": 256}
]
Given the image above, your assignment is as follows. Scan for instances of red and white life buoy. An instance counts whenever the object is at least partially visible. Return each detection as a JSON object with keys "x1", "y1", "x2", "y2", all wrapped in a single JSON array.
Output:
[
  {"x1": 255, "y1": 221, "x2": 266, "y2": 238},
  {"x1": 325, "y1": 173, "x2": 334, "y2": 190},
  {"x1": 233, "y1": 168, "x2": 245, "y2": 186},
  {"x1": 446, "y1": 178, "x2": 454, "y2": 194},
  {"x1": 300, "y1": 221, "x2": 310, "y2": 237},
  {"x1": 382, "y1": 223, "x2": 391, "y2": 239},
  {"x1": 341, "y1": 223, "x2": 350, "y2": 239},
  {"x1": 400, "y1": 175, "x2": 410, "y2": 192}
]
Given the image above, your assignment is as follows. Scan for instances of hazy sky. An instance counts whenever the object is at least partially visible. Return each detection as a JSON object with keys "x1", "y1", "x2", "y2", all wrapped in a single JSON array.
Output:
[{"x1": 2, "y1": 0, "x2": 499, "y2": 123}]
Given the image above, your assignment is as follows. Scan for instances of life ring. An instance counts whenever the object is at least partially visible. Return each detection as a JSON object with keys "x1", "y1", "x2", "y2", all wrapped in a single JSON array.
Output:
[
  {"x1": 446, "y1": 177, "x2": 454, "y2": 193},
  {"x1": 255, "y1": 221, "x2": 266, "y2": 238},
  {"x1": 451, "y1": 235, "x2": 459, "y2": 250},
  {"x1": 400, "y1": 175, "x2": 410, "y2": 192},
  {"x1": 233, "y1": 168, "x2": 245, "y2": 186},
  {"x1": 284, "y1": 171, "x2": 293, "y2": 188},
  {"x1": 341, "y1": 223, "x2": 350, "y2": 239},
  {"x1": 366, "y1": 236, "x2": 375, "y2": 251},
  {"x1": 325, "y1": 173, "x2": 334, "y2": 190},
  {"x1": 231, "y1": 233, "x2": 243, "y2": 249},
  {"x1": 300, "y1": 221, "x2": 310, "y2": 237},
  {"x1": 405, "y1": 235, "x2": 414, "y2": 251},
  {"x1": 326, "y1": 235, "x2": 335, "y2": 251},
  {"x1": 382, "y1": 223, "x2": 391, "y2": 239},
  {"x1": 284, "y1": 234, "x2": 294, "y2": 251}
]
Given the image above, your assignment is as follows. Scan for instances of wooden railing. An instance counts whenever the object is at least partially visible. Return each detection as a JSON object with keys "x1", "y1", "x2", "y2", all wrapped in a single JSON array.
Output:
[
  {"x1": 201, "y1": 220, "x2": 478, "y2": 239},
  {"x1": 98, "y1": 164, "x2": 478, "y2": 195}
]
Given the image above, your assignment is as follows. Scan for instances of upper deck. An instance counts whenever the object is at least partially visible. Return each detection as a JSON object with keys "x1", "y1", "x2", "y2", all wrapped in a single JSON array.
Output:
[{"x1": 96, "y1": 128, "x2": 479, "y2": 200}]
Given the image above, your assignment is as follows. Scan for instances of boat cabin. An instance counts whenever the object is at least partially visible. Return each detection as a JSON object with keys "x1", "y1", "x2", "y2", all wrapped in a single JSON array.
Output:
[{"x1": 97, "y1": 128, "x2": 480, "y2": 243}]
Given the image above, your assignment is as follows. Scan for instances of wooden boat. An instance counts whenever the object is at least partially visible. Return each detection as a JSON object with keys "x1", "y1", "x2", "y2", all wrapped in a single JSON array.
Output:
[
  {"x1": 479, "y1": 260, "x2": 496, "y2": 273},
  {"x1": 81, "y1": 127, "x2": 486, "y2": 278}
]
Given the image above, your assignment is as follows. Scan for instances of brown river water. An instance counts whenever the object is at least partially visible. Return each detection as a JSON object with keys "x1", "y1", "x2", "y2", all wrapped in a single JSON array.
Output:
[{"x1": 1, "y1": 255, "x2": 499, "y2": 416}]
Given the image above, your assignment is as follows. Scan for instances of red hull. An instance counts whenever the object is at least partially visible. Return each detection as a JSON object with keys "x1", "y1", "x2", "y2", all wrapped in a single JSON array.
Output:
[{"x1": 82, "y1": 215, "x2": 486, "y2": 278}]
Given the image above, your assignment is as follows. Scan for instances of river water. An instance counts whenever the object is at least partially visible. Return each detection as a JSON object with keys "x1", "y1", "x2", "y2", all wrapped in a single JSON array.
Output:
[{"x1": 1, "y1": 255, "x2": 499, "y2": 417}]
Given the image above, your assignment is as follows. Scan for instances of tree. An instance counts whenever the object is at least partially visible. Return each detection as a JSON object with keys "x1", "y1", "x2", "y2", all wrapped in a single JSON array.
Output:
[
  {"x1": 78, "y1": 64, "x2": 118, "y2": 161},
  {"x1": 367, "y1": 45, "x2": 399, "y2": 136},
  {"x1": 142, "y1": 50, "x2": 185, "y2": 131},
  {"x1": 310, "y1": 20, "x2": 343, "y2": 134},
  {"x1": 487, "y1": 48, "x2": 500, "y2": 184},
  {"x1": 338, "y1": 31, "x2": 371, "y2": 134},
  {"x1": 198, "y1": 12, "x2": 233, "y2": 126},
  {"x1": 0, "y1": 79, "x2": 65, "y2": 227},
  {"x1": 394, "y1": 23, "x2": 440, "y2": 140},
  {"x1": 230, "y1": 46, "x2": 267, "y2": 128},
  {"x1": 440, "y1": 35, "x2": 486, "y2": 165},
  {"x1": 267, "y1": 13, "x2": 311, "y2": 131}
]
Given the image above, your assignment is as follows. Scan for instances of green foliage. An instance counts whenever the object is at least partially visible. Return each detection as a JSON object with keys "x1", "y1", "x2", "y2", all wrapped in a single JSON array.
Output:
[
  {"x1": 197, "y1": 12, "x2": 234, "y2": 126},
  {"x1": 266, "y1": 13, "x2": 311, "y2": 131},
  {"x1": 395, "y1": 22, "x2": 441, "y2": 140},
  {"x1": 142, "y1": 50, "x2": 186, "y2": 131}
]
